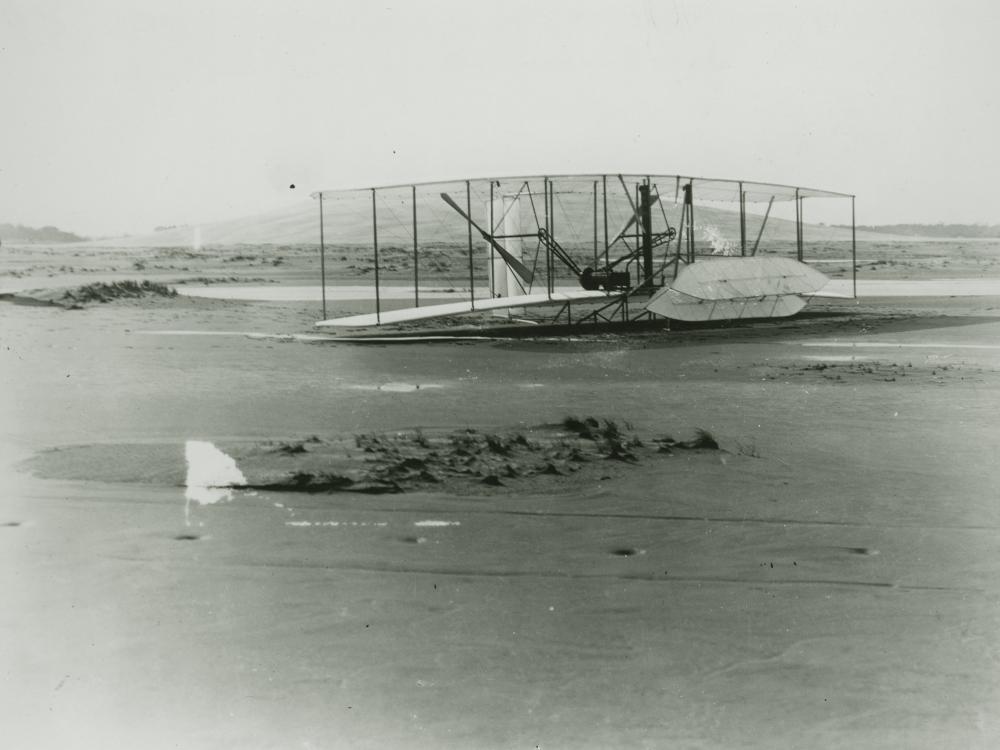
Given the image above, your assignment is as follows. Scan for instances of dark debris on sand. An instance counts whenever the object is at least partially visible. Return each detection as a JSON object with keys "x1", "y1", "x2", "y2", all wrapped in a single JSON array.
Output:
[
  {"x1": 60, "y1": 280, "x2": 178, "y2": 306},
  {"x1": 238, "y1": 418, "x2": 723, "y2": 495}
]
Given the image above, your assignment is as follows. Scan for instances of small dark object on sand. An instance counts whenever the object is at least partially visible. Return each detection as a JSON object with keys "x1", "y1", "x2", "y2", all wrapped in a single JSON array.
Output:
[
  {"x1": 562, "y1": 416, "x2": 601, "y2": 440},
  {"x1": 655, "y1": 429, "x2": 719, "y2": 451},
  {"x1": 273, "y1": 441, "x2": 308, "y2": 455},
  {"x1": 684, "y1": 429, "x2": 719, "y2": 450},
  {"x1": 611, "y1": 548, "x2": 638, "y2": 557}
]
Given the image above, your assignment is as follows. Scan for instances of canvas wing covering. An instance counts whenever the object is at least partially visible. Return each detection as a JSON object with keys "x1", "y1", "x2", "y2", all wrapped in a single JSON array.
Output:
[
  {"x1": 645, "y1": 287, "x2": 807, "y2": 322},
  {"x1": 670, "y1": 257, "x2": 830, "y2": 300}
]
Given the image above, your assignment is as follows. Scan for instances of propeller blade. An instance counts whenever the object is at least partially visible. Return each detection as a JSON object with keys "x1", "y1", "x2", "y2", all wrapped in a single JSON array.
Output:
[{"x1": 440, "y1": 193, "x2": 534, "y2": 284}]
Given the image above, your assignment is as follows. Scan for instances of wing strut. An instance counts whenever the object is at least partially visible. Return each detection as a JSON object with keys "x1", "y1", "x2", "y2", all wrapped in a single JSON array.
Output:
[
  {"x1": 440, "y1": 193, "x2": 534, "y2": 285},
  {"x1": 751, "y1": 196, "x2": 775, "y2": 256}
]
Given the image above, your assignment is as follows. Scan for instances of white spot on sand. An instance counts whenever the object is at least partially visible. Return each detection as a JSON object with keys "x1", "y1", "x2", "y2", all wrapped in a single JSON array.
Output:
[
  {"x1": 380, "y1": 383, "x2": 422, "y2": 393},
  {"x1": 801, "y1": 354, "x2": 870, "y2": 362},
  {"x1": 414, "y1": 520, "x2": 460, "y2": 527},
  {"x1": 184, "y1": 441, "x2": 247, "y2": 523},
  {"x1": 349, "y1": 382, "x2": 446, "y2": 393},
  {"x1": 285, "y1": 520, "x2": 388, "y2": 528},
  {"x1": 802, "y1": 341, "x2": 1000, "y2": 351}
]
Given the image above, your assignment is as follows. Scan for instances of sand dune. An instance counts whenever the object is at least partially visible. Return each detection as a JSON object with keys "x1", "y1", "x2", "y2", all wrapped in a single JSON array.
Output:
[{"x1": 86, "y1": 191, "x2": 893, "y2": 249}]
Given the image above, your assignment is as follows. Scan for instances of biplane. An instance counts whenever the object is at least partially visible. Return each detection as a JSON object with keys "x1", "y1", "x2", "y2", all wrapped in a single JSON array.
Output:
[{"x1": 310, "y1": 174, "x2": 857, "y2": 333}]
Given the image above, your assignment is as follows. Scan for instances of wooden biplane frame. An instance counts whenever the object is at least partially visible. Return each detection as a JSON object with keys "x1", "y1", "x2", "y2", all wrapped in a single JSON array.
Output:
[{"x1": 311, "y1": 173, "x2": 857, "y2": 332}]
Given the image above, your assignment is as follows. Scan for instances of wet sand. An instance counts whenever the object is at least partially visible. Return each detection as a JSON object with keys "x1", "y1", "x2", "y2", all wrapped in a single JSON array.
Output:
[{"x1": 2, "y1": 244, "x2": 1000, "y2": 748}]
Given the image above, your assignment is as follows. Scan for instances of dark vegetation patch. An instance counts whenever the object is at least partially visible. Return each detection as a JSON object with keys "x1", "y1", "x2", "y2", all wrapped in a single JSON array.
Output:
[
  {"x1": 233, "y1": 417, "x2": 722, "y2": 495},
  {"x1": 173, "y1": 276, "x2": 272, "y2": 285},
  {"x1": 60, "y1": 280, "x2": 178, "y2": 306},
  {"x1": 242, "y1": 471, "x2": 398, "y2": 494},
  {"x1": 3, "y1": 280, "x2": 179, "y2": 308},
  {"x1": 269, "y1": 440, "x2": 310, "y2": 455},
  {"x1": 264, "y1": 436, "x2": 324, "y2": 455},
  {"x1": 761, "y1": 359, "x2": 982, "y2": 384}
]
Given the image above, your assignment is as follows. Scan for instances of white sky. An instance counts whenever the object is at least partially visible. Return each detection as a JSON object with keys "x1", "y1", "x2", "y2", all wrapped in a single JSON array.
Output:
[{"x1": 2, "y1": 0, "x2": 997, "y2": 236}]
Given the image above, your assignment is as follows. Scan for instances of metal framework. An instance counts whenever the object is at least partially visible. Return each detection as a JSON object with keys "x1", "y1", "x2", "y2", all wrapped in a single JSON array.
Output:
[{"x1": 312, "y1": 173, "x2": 857, "y2": 328}]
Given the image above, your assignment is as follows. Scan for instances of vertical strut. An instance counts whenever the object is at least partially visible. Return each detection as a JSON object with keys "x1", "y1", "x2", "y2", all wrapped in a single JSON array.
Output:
[
  {"x1": 489, "y1": 180, "x2": 495, "y2": 298},
  {"x1": 798, "y1": 194, "x2": 805, "y2": 262},
  {"x1": 851, "y1": 195, "x2": 857, "y2": 298},
  {"x1": 602, "y1": 174, "x2": 609, "y2": 269},
  {"x1": 673, "y1": 193, "x2": 685, "y2": 280},
  {"x1": 319, "y1": 192, "x2": 327, "y2": 320},
  {"x1": 371, "y1": 188, "x2": 381, "y2": 325},
  {"x1": 543, "y1": 178, "x2": 551, "y2": 298},
  {"x1": 739, "y1": 182, "x2": 746, "y2": 256},
  {"x1": 795, "y1": 188, "x2": 802, "y2": 261},
  {"x1": 549, "y1": 179, "x2": 556, "y2": 295},
  {"x1": 680, "y1": 182, "x2": 696, "y2": 264},
  {"x1": 412, "y1": 184, "x2": 419, "y2": 307},
  {"x1": 639, "y1": 181, "x2": 653, "y2": 288},
  {"x1": 465, "y1": 180, "x2": 475, "y2": 309},
  {"x1": 688, "y1": 181, "x2": 696, "y2": 264},
  {"x1": 751, "y1": 196, "x2": 774, "y2": 257},
  {"x1": 593, "y1": 180, "x2": 598, "y2": 269},
  {"x1": 634, "y1": 182, "x2": 641, "y2": 257}
]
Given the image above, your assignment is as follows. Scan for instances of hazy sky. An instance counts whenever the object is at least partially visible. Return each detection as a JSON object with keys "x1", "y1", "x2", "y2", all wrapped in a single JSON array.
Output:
[{"x1": 2, "y1": 0, "x2": 997, "y2": 236}]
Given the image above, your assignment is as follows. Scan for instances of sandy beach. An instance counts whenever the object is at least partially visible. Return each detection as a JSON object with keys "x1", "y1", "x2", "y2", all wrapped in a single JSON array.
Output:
[
  {"x1": 3, "y1": 241, "x2": 1000, "y2": 749},
  {"x1": 9, "y1": 0, "x2": 1000, "y2": 744}
]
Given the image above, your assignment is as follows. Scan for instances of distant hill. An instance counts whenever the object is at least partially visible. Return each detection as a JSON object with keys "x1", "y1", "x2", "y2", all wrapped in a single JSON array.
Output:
[
  {"x1": 850, "y1": 224, "x2": 1000, "y2": 238},
  {"x1": 88, "y1": 191, "x2": 887, "y2": 250},
  {"x1": 88, "y1": 202, "x2": 322, "y2": 247},
  {"x1": 1, "y1": 223, "x2": 88, "y2": 244}
]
